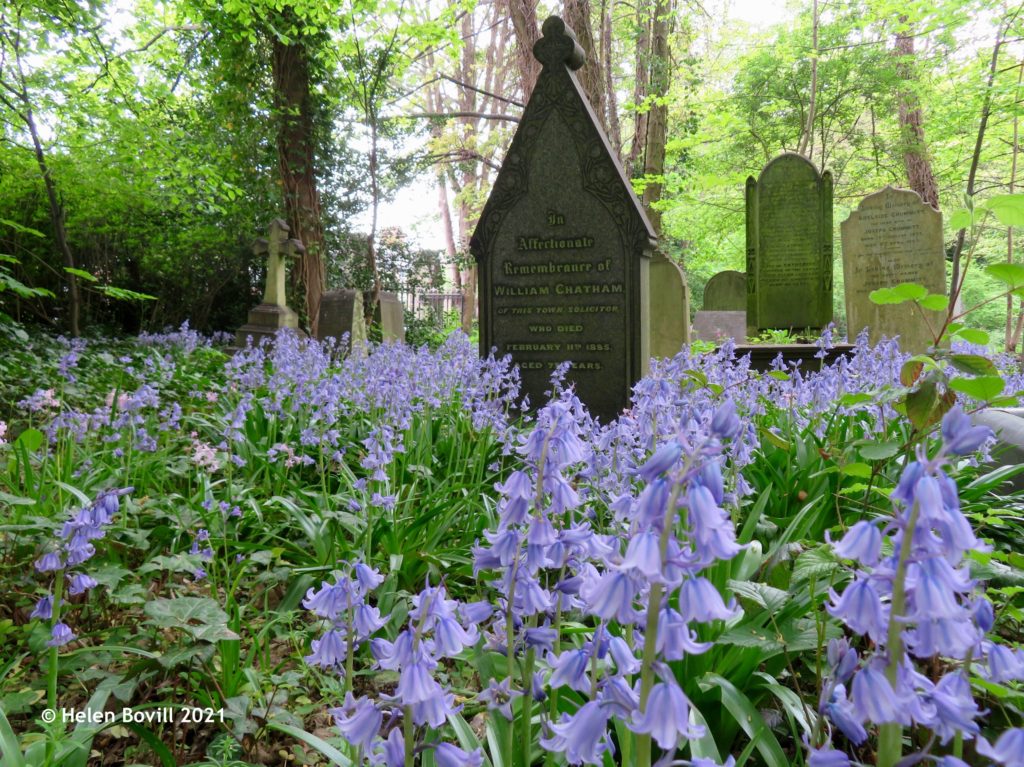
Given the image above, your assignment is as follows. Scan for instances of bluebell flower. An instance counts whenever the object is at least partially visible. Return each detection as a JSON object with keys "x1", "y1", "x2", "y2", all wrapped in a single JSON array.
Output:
[
  {"x1": 678, "y1": 577, "x2": 740, "y2": 622},
  {"x1": 331, "y1": 693, "x2": 382, "y2": 752},
  {"x1": 850, "y1": 665, "x2": 906, "y2": 725},
  {"x1": 478, "y1": 677, "x2": 520, "y2": 720},
  {"x1": 47, "y1": 622, "x2": 76, "y2": 647},
  {"x1": 303, "y1": 580, "x2": 353, "y2": 621},
  {"x1": 831, "y1": 520, "x2": 882, "y2": 566},
  {"x1": 629, "y1": 679, "x2": 699, "y2": 749},
  {"x1": 823, "y1": 683, "x2": 866, "y2": 745},
  {"x1": 540, "y1": 701, "x2": 610, "y2": 765},
  {"x1": 35, "y1": 552, "x2": 63, "y2": 572},
  {"x1": 305, "y1": 628, "x2": 347, "y2": 668},
  {"x1": 67, "y1": 573, "x2": 97, "y2": 596},
  {"x1": 549, "y1": 647, "x2": 591, "y2": 693},
  {"x1": 30, "y1": 595, "x2": 53, "y2": 620},
  {"x1": 941, "y1": 406, "x2": 992, "y2": 456},
  {"x1": 638, "y1": 441, "x2": 682, "y2": 482},
  {"x1": 434, "y1": 742, "x2": 484, "y2": 767},
  {"x1": 977, "y1": 728, "x2": 1024, "y2": 766},
  {"x1": 710, "y1": 399, "x2": 741, "y2": 439},
  {"x1": 827, "y1": 579, "x2": 888, "y2": 643},
  {"x1": 582, "y1": 570, "x2": 639, "y2": 624},
  {"x1": 807, "y1": 746, "x2": 850, "y2": 767}
]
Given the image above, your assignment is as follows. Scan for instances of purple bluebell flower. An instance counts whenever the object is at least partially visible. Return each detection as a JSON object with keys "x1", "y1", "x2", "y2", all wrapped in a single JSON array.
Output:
[
  {"x1": 540, "y1": 701, "x2": 610, "y2": 765},
  {"x1": 67, "y1": 573, "x2": 97, "y2": 596},
  {"x1": 831, "y1": 520, "x2": 882, "y2": 566},
  {"x1": 434, "y1": 742, "x2": 483, "y2": 767},
  {"x1": 305, "y1": 629, "x2": 348, "y2": 668},
  {"x1": 941, "y1": 406, "x2": 992, "y2": 456},
  {"x1": 35, "y1": 552, "x2": 63, "y2": 572},
  {"x1": 47, "y1": 622, "x2": 76, "y2": 647},
  {"x1": 330, "y1": 693, "x2": 382, "y2": 752},
  {"x1": 30, "y1": 595, "x2": 53, "y2": 620},
  {"x1": 977, "y1": 728, "x2": 1024, "y2": 766},
  {"x1": 629, "y1": 679, "x2": 700, "y2": 749}
]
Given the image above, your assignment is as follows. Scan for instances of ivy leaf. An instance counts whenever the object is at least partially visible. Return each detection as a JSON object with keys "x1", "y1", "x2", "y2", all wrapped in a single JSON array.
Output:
[
  {"x1": 950, "y1": 354, "x2": 998, "y2": 376},
  {"x1": 905, "y1": 381, "x2": 938, "y2": 430},
  {"x1": 986, "y1": 263, "x2": 1024, "y2": 289},
  {"x1": 869, "y1": 282, "x2": 928, "y2": 305},
  {"x1": 981, "y1": 194, "x2": 1024, "y2": 227},
  {"x1": 900, "y1": 360, "x2": 924, "y2": 386},
  {"x1": 143, "y1": 597, "x2": 240, "y2": 642},
  {"x1": 949, "y1": 209, "x2": 972, "y2": 230},
  {"x1": 100, "y1": 286, "x2": 157, "y2": 302},
  {"x1": 954, "y1": 328, "x2": 990, "y2": 345},
  {"x1": 918, "y1": 294, "x2": 949, "y2": 312},
  {"x1": 63, "y1": 267, "x2": 98, "y2": 282},
  {"x1": 948, "y1": 376, "x2": 1006, "y2": 401},
  {"x1": 859, "y1": 441, "x2": 900, "y2": 460}
]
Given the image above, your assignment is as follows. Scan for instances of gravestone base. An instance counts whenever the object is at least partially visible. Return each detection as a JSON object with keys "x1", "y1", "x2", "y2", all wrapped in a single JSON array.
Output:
[
  {"x1": 694, "y1": 311, "x2": 746, "y2": 342},
  {"x1": 973, "y1": 408, "x2": 1024, "y2": 492},
  {"x1": 233, "y1": 303, "x2": 305, "y2": 350},
  {"x1": 729, "y1": 342, "x2": 855, "y2": 372}
]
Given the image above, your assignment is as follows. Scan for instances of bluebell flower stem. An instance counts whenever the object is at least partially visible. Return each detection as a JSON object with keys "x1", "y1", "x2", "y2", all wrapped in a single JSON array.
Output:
[
  {"x1": 45, "y1": 574, "x2": 65, "y2": 766},
  {"x1": 879, "y1": 499, "x2": 920, "y2": 767},
  {"x1": 636, "y1": 465, "x2": 688, "y2": 767},
  {"x1": 522, "y1": 646, "x2": 536, "y2": 767},
  {"x1": 403, "y1": 705, "x2": 414, "y2": 766}
]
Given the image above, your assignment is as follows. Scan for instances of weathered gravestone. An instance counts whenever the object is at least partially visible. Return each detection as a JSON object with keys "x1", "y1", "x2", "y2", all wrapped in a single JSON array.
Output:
[
  {"x1": 693, "y1": 311, "x2": 747, "y2": 343},
  {"x1": 649, "y1": 251, "x2": 690, "y2": 357},
  {"x1": 374, "y1": 292, "x2": 406, "y2": 344},
  {"x1": 841, "y1": 186, "x2": 945, "y2": 353},
  {"x1": 703, "y1": 270, "x2": 747, "y2": 312},
  {"x1": 746, "y1": 153, "x2": 833, "y2": 335},
  {"x1": 234, "y1": 219, "x2": 306, "y2": 348},
  {"x1": 471, "y1": 17, "x2": 654, "y2": 420},
  {"x1": 316, "y1": 289, "x2": 367, "y2": 353}
]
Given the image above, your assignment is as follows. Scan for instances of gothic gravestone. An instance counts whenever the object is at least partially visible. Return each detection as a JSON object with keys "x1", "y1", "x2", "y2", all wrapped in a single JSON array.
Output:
[
  {"x1": 650, "y1": 251, "x2": 690, "y2": 357},
  {"x1": 471, "y1": 16, "x2": 654, "y2": 421},
  {"x1": 841, "y1": 187, "x2": 945, "y2": 353},
  {"x1": 703, "y1": 270, "x2": 747, "y2": 311},
  {"x1": 316, "y1": 289, "x2": 367, "y2": 353},
  {"x1": 746, "y1": 153, "x2": 833, "y2": 334},
  {"x1": 234, "y1": 219, "x2": 306, "y2": 348},
  {"x1": 693, "y1": 311, "x2": 746, "y2": 342}
]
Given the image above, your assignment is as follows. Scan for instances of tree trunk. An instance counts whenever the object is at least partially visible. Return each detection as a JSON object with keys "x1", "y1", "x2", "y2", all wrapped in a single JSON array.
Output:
[
  {"x1": 564, "y1": 0, "x2": 605, "y2": 129},
  {"x1": 600, "y1": 0, "x2": 622, "y2": 158},
  {"x1": 949, "y1": 17, "x2": 1007, "y2": 305},
  {"x1": 797, "y1": 0, "x2": 818, "y2": 157},
  {"x1": 271, "y1": 33, "x2": 326, "y2": 335},
  {"x1": 894, "y1": 20, "x2": 939, "y2": 208},
  {"x1": 627, "y1": 1, "x2": 651, "y2": 177},
  {"x1": 1008, "y1": 59, "x2": 1024, "y2": 351},
  {"x1": 501, "y1": 0, "x2": 541, "y2": 100},
  {"x1": 641, "y1": 0, "x2": 670, "y2": 235},
  {"x1": 25, "y1": 105, "x2": 81, "y2": 337}
]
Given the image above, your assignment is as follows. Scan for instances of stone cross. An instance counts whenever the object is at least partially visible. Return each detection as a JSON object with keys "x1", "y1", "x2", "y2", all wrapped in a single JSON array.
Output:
[{"x1": 254, "y1": 219, "x2": 305, "y2": 309}]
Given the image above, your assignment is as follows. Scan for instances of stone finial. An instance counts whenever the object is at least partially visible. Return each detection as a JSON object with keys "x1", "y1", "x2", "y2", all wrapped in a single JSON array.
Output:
[
  {"x1": 254, "y1": 218, "x2": 305, "y2": 308},
  {"x1": 533, "y1": 16, "x2": 586, "y2": 71}
]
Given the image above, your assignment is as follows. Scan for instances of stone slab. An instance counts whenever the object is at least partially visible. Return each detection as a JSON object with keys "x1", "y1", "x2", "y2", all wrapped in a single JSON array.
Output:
[
  {"x1": 841, "y1": 186, "x2": 945, "y2": 353},
  {"x1": 703, "y1": 270, "x2": 746, "y2": 311},
  {"x1": 694, "y1": 310, "x2": 746, "y2": 342},
  {"x1": 746, "y1": 153, "x2": 833, "y2": 333},
  {"x1": 317, "y1": 289, "x2": 367, "y2": 352},
  {"x1": 471, "y1": 16, "x2": 655, "y2": 421},
  {"x1": 650, "y1": 251, "x2": 690, "y2": 357},
  {"x1": 377, "y1": 291, "x2": 406, "y2": 344}
]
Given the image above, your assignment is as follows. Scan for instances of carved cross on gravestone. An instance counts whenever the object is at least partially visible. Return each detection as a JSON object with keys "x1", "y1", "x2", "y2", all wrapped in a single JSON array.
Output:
[{"x1": 254, "y1": 219, "x2": 305, "y2": 309}]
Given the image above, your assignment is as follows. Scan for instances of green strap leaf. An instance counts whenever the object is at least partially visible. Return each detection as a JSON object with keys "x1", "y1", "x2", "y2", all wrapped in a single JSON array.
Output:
[{"x1": 699, "y1": 673, "x2": 789, "y2": 767}]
